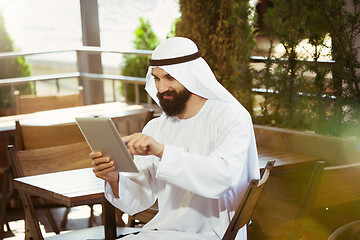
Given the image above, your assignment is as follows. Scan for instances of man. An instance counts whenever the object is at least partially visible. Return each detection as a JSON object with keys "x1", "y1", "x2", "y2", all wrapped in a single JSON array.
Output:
[{"x1": 90, "y1": 37, "x2": 259, "y2": 239}]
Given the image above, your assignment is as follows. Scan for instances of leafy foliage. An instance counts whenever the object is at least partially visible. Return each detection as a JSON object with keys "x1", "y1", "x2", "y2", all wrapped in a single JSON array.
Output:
[
  {"x1": 259, "y1": 0, "x2": 309, "y2": 129},
  {"x1": 120, "y1": 18, "x2": 159, "y2": 103},
  {"x1": 325, "y1": 0, "x2": 360, "y2": 137},
  {"x1": 0, "y1": 13, "x2": 32, "y2": 111},
  {"x1": 175, "y1": 0, "x2": 256, "y2": 114},
  {"x1": 175, "y1": 0, "x2": 360, "y2": 138},
  {"x1": 255, "y1": 0, "x2": 360, "y2": 138}
]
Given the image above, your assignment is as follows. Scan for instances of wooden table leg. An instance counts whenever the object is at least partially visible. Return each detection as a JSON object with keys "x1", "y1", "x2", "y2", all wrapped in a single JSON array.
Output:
[
  {"x1": 0, "y1": 167, "x2": 9, "y2": 239},
  {"x1": 103, "y1": 201, "x2": 116, "y2": 240},
  {"x1": 18, "y1": 191, "x2": 44, "y2": 240}
]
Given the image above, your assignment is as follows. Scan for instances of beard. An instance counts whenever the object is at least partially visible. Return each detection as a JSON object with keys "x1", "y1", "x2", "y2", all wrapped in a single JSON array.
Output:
[{"x1": 157, "y1": 88, "x2": 192, "y2": 117}]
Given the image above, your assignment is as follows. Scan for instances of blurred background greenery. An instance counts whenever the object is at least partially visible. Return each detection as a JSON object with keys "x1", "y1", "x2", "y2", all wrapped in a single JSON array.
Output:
[{"x1": 1, "y1": 0, "x2": 359, "y2": 139}]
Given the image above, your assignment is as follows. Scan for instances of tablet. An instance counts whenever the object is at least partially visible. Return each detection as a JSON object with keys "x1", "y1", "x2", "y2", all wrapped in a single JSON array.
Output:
[{"x1": 75, "y1": 117, "x2": 138, "y2": 173}]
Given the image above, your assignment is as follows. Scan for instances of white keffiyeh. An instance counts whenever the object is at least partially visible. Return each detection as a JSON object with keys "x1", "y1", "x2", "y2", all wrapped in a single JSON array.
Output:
[{"x1": 145, "y1": 37, "x2": 241, "y2": 108}]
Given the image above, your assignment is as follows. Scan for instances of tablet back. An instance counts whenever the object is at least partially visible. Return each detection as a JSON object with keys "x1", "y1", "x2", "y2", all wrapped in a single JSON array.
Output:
[{"x1": 75, "y1": 117, "x2": 138, "y2": 173}]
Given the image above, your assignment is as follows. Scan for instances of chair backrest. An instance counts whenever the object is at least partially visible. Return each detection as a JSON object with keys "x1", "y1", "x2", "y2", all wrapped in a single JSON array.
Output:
[
  {"x1": 288, "y1": 161, "x2": 360, "y2": 239},
  {"x1": 313, "y1": 162, "x2": 360, "y2": 208},
  {"x1": 8, "y1": 142, "x2": 91, "y2": 178},
  {"x1": 15, "y1": 108, "x2": 156, "y2": 150},
  {"x1": 222, "y1": 160, "x2": 275, "y2": 240},
  {"x1": 328, "y1": 220, "x2": 360, "y2": 240},
  {"x1": 14, "y1": 90, "x2": 84, "y2": 114},
  {"x1": 254, "y1": 124, "x2": 360, "y2": 165},
  {"x1": 284, "y1": 161, "x2": 326, "y2": 240},
  {"x1": 15, "y1": 120, "x2": 85, "y2": 150},
  {"x1": 7, "y1": 142, "x2": 118, "y2": 240},
  {"x1": 113, "y1": 109, "x2": 155, "y2": 136}
]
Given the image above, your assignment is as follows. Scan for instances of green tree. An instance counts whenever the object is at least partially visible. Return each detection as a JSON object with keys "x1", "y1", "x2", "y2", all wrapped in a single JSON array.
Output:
[
  {"x1": 120, "y1": 18, "x2": 159, "y2": 103},
  {"x1": 257, "y1": 0, "x2": 360, "y2": 138},
  {"x1": 324, "y1": 0, "x2": 360, "y2": 138},
  {"x1": 253, "y1": 38, "x2": 275, "y2": 125},
  {"x1": 301, "y1": 0, "x2": 335, "y2": 135},
  {"x1": 175, "y1": 0, "x2": 256, "y2": 114},
  {"x1": 261, "y1": 0, "x2": 309, "y2": 130},
  {"x1": 292, "y1": 0, "x2": 360, "y2": 138},
  {"x1": 0, "y1": 12, "x2": 32, "y2": 112},
  {"x1": 227, "y1": 0, "x2": 256, "y2": 115}
]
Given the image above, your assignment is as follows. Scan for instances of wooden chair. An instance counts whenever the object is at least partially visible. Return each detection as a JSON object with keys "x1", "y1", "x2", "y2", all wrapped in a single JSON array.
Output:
[
  {"x1": 0, "y1": 165, "x2": 12, "y2": 239},
  {"x1": 248, "y1": 160, "x2": 327, "y2": 240},
  {"x1": 289, "y1": 162, "x2": 360, "y2": 239},
  {"x1": 328, "y1": 220, "x2": 360, "y2": 240},
  {"x1": 254, "y1": 124, "x2": 360, "y2": 166},
  {"x1": 14, "y1": 120, "x2": 88, "y2": 231},
  {"x1": 9, "y1": 142, "x2": 91, "y2": 236},
  {"x1": 14, "y1": 90, "x2": 84, "y2": 114},
  {"x1": 127, "y1": 202, "x2": 158, "y2": 227},
  {"x1": 128, "y1": 161, "x2": 275, "y2": 231},
  {"x1": 7, "y1": 142, "x2": 140, "y2": 239},
  {"x1": 14, "y1": 108, "x2": 155, "y2": 150},
  {"x1": 14, "y1": 109, "x2": 156, "y2": 229},
  {"x1": 9, "y1": 142, "x2": 91, "y2": 176},
  {"x1": 15, "y1": 120, "x2": 85, "y2": 150},
  {"x1": 114, "y1": 108, "x2": 155, "y2": 136},
  {"x1": 0, "y1": 136, "x2": 14, "y2": 238},
  {"x1": 222, "y1": 160, "x2": 275, "y2": 240}
]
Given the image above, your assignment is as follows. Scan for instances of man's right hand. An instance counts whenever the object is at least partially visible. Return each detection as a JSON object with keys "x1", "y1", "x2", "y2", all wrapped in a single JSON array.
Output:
[{"x1": 89, "y1": 152, "x2": 119, "y2": 198}]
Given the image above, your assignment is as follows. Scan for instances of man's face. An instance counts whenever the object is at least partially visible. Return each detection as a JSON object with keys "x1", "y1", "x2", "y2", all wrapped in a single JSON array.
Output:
[{"x1": 152, "y1": 67, "x2": 191, "y2": 117}]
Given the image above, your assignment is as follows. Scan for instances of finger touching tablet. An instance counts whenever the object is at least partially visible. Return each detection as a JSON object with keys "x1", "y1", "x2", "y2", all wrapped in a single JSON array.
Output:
[{"x1": 75, "y1": 117, "x2": 138, "y2": 173}]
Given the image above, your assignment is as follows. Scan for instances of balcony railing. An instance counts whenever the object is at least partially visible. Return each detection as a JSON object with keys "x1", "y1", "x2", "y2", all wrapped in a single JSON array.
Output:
[
  {"x1": 0, "y1": 47, "x2": 154, "y2": 112},
  {"x1": 0, "y1": 47, "x2": 336, "y2": 115}
]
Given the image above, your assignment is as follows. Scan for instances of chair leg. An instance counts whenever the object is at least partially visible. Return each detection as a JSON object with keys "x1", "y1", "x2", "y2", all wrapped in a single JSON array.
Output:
[
  {"x1": 38, "y1": 198, "x2": 60, "y2": 234},
  {"x1": 0, "y1": 168, "x2": 9, "y2": 240},
  {"x1": 5, "y1": 222, "x2": 14, "y2": 237},
  {"x1": 0, "y1": 225, "x2": 5, "y2": 240},
  {"x1": 88, "y1": 204, "x2": 94, "y2": 227},
  {"x1": 127, "y1": 215, "x2": 136, "y2": 227},
  {"x1": 60, "y1": 207, "x2": 71, "y2": 229},
  {"x1": 18, "y1": 192, "x2": 44, "y2": 240},
  {"x1": 115, "y1": 209, "x2": 126, "y2": 227},
  {"x1": 43, "y1": 208, "x2": 60, "y2": 234}
]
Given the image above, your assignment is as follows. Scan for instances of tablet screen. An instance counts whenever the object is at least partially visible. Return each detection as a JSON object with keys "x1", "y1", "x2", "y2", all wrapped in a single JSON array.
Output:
[{"x1": 75, "y1": 117, "x2": 138, "y2": 173}]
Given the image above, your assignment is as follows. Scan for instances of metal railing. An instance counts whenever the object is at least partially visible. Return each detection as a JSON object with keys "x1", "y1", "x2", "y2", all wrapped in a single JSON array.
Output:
[
  {"x1": 0, "y1": 47, "x2": 336, "y2": 114},
  {"x1": 0, "y1": 47, "x2": 154, "y2": 112}
]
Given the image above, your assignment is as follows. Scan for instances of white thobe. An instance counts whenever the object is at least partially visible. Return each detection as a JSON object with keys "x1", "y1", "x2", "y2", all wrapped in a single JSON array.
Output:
[{"x1": 105, "y1": 99, "x2": 260, "y2": 240}]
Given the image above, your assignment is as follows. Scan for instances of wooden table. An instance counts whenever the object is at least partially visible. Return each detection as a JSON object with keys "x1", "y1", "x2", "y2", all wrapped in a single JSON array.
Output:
[
  {"x1": 1, "y1": 102, "x2": 153, "y2": 238},
  {"x1": 0, "y1": 102, "x2": 151, "y2": 138},
  {"x1": 258, "y1": 147, "x2": 322, "y2": 171},
  {"x1": 0, "y1": 101, "x2": 151, "y2": 174},
  {"x1": 11, "y1": 145, "x2": 321, "y2": 238},
  {"x1": 13, "y1": 168, "x2": 118, "y2": 240}
]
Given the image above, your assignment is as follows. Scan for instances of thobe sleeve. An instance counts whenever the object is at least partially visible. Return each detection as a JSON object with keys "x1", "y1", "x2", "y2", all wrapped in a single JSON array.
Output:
[
  {"x1": 156, "y1": 111, "x2": 255, "y2": 199},
  {"x1": 104, "y1": 156, "x2": 158, "y2": 215},
  {"x1": 104, "y1": 122, "x2": 159, "y2": 215}
]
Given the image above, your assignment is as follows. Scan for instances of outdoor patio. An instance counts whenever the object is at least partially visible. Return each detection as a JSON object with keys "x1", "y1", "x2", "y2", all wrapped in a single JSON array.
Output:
[{"x1": 1, "y1": 0, "x2": 359, "y2": 240}]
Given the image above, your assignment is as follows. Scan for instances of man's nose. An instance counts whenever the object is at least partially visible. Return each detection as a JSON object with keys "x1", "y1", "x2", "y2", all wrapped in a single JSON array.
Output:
[{"x1": 157, "y1": 80, "x2": 169, "y2": 93}]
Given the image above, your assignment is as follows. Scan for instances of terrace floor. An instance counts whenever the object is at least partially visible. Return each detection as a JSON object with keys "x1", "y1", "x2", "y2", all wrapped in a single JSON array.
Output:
[{"x1": 3, "y1": 204, "x2": 126, "y2": 239}]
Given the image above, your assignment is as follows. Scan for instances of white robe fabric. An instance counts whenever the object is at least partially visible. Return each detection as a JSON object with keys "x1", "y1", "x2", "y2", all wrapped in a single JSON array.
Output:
[{"x1": 105, "y1": 99, "x2": 260, "y2": 239}]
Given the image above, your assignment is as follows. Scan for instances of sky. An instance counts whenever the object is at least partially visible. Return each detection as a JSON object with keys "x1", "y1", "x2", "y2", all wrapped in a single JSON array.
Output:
[
  {"x1": 0, "y1": 0, "x2": 180, "y2": 66},
  {"x1": 1, "y1": 0, "x2": 180, "y2": 50}
]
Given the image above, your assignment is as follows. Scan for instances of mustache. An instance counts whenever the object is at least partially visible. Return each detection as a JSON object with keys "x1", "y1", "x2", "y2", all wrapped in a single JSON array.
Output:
[{"x1": 157, "y1": 90, "x2": 177, "y2": 99}]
